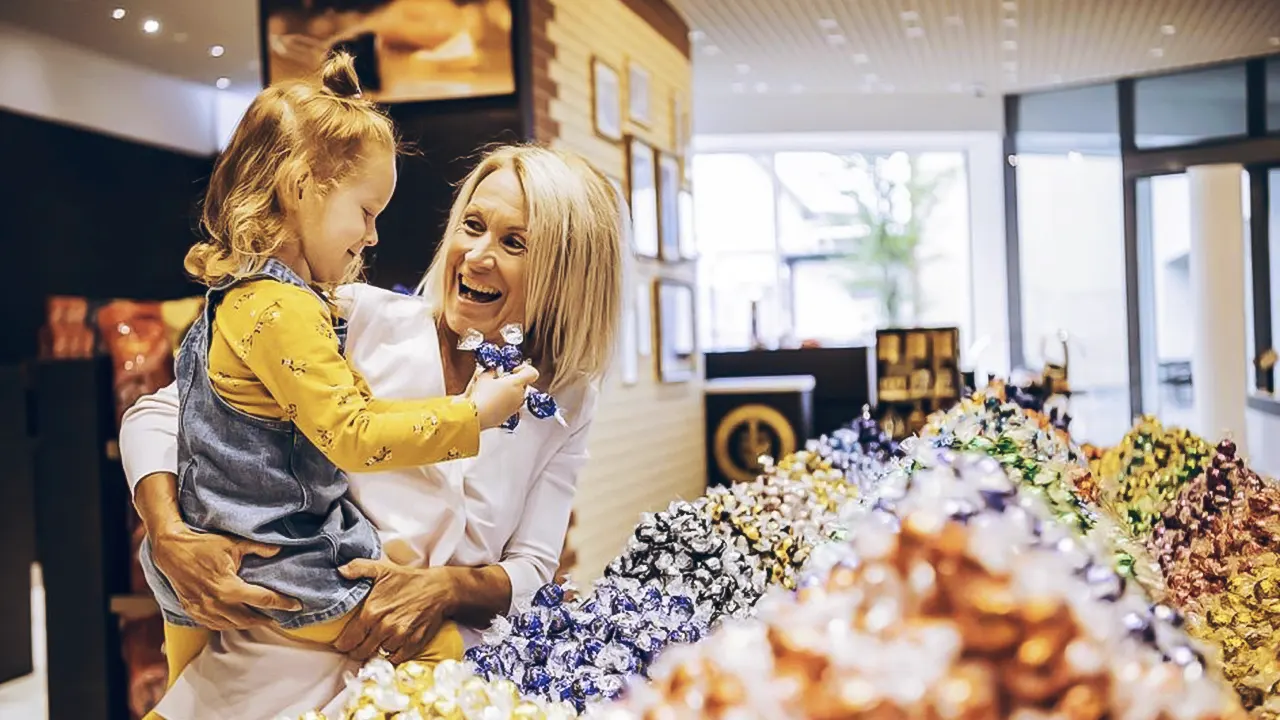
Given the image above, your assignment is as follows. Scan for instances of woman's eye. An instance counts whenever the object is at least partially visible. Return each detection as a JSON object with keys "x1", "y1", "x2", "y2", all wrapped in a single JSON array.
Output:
[
  {"x1": 463, "y1": 218, "x2": 485, "y2": 234},
  {"x1": 503, "y1": 235, "x2": 526, "y2": 251}
]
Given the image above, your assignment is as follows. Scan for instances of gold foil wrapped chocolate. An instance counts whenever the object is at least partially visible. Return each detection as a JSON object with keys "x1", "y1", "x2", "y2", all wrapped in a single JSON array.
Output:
[{"x1": 1092, "y1": 416, "x2": 1211, "y2": 537}]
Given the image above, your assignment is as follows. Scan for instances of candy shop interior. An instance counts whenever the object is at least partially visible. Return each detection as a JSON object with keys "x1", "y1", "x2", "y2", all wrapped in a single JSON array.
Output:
[{"x1": 2, "y1": 0, "x2": 1280, "y2": 719}]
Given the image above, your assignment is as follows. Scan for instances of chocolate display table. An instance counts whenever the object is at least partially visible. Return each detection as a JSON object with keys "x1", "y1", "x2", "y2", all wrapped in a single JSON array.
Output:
[{"x1": 704, "y1": 375, "x2": 815, "y2": 488}]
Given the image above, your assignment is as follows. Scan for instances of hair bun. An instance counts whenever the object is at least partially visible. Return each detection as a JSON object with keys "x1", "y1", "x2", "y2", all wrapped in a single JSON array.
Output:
[{"x1": 320, "y1": 51, "x2": 363, "y2": 98}]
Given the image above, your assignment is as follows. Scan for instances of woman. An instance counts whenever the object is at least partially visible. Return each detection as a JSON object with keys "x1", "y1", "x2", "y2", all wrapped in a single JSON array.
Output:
[{"x1": 119, "y1": 144, "x2": 625, "y2": 719}]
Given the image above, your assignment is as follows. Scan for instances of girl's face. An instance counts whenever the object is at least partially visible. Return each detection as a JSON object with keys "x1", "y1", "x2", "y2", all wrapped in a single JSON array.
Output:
[
  {"x1": 441, "y1": 167, "x2": 529, "y2": 342},
  {"x1": 296, "y1": 147, "x2": 396, "y2": 284}
]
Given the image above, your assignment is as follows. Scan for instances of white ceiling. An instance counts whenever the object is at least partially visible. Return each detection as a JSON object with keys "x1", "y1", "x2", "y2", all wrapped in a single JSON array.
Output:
[
  {"x1": 0, "y1": 0, "x2": 259, "y2": 91},
  {"x1": 669, "y1": 0, "x2": 1280, "y2": 97},
  {"x1": 0, "y1": 0, "x2": 1277, "y2": 102}
]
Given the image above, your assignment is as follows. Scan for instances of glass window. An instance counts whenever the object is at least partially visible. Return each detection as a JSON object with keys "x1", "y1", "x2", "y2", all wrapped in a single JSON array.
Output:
[
  {"x1": 1015, "y1": 83, "x2": 1129, "y2": 445},
  {"x1": 1268, "y1": 58, "x2": 1280, "y2": 133},
  {"x1": 1134, "y1": 64, "x2": 1248, "y2": 149},
  {"x1": 1270, "y1": 169, "x2": 1280, "y2": 375}
]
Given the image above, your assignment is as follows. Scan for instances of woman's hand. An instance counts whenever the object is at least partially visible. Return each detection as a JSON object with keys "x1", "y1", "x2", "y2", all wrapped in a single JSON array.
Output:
[
  {"x1": 335, "y1": 558, "x2": 457, "y2": 664},
  {"x1": 150, "y1": 526, "x2": 302, "y2": 630}
]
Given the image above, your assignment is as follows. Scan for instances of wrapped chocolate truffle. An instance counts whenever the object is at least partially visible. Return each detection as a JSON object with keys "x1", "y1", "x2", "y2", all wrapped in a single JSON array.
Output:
[
  {"x1": 1092, "y1": 416, "x2": 1211, "y2": 537},
  {"x1": 458, "y1": 324, "x2": 566, "y2": 430}
]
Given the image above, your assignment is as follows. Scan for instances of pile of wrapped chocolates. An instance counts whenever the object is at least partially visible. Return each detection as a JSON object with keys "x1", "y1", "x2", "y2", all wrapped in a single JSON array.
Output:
[
  {"x1": 1091, "y1": 416, "x2": 1211, "y2": 537},
  {"x1": 1145, "y1": 439, "x2": 1280, "y2": 717},
  {"x1": 591, "y1": 448, "x2": 1244, "y2": 720}
]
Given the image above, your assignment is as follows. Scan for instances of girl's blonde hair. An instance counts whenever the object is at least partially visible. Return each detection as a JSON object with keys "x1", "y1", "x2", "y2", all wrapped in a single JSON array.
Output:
[
  {"x1": 419, "y1": 145, "x2": 626, "y2": 391},
  {"x1": 186, "y1": 52, "x2": 397, "y2": 287}
]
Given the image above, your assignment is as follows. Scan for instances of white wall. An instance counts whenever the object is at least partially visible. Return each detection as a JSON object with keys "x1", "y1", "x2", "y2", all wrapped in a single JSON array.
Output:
[
  {"x1": 694, "y1": 92, "x2": 1004, "y2": 135},
  {"x1": 0, "y1": 21, "x2": 253, "y2": 155},
  {"x1": 1246, "y1": 409, "x2": 1280, "y2": 477}
]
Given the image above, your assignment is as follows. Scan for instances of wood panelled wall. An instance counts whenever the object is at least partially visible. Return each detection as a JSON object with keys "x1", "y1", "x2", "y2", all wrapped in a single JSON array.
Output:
[{"x1": 534, "y1": 0, "x2": 701, "y2": 582}]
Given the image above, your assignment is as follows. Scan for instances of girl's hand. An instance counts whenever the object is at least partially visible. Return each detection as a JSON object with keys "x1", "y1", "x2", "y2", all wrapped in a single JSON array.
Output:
[
  {"x1": 468, "y1": 365, "x2": 539, "y2": 429},
  {"x1": 334, "y1": 559, "x2": 457, "y2": 664},
  {"x1": 150, "y1": 525, "x2": 301, "y2": 630}
]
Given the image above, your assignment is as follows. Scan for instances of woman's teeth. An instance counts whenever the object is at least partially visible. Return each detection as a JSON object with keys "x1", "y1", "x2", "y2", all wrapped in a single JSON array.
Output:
[{"x1": 459, "y1": 277, "x2": 502, "y2": 303}]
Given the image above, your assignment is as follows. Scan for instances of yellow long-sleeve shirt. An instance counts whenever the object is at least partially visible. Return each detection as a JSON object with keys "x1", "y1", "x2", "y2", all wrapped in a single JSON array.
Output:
[{"x1": 207, "y1": 279, "x2": 480, "y2": 472}]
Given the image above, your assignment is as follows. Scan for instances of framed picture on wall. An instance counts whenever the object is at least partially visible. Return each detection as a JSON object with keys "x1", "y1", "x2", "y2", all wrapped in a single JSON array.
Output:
[
  {"x1": 636, "y1": 282, "x2": 653, "y2": 357},
  {"x1": 655, "y1": 278, "x2": 697, "y2": 383},
  {"x1": 657, "y1": 152, "x2": 681, "y2": 262},
  {"x1": 627, "y1": 137, "x2": 660, "y2": 258},
  {"x1": 591, "y1": 57, "x2": 623, "y2": 142},
  {"x1": 261, "y1": 0, "x2": 515, "y2": 103},
  {"x1": 678, "y1": 189, "x2": 696, "y2": 259},
  {"x1": 619, "y1": 282, "x2": 639, "y2": 385},
  {"x1": 628, "y1": 62, "x2": 652, "y2": 126}
]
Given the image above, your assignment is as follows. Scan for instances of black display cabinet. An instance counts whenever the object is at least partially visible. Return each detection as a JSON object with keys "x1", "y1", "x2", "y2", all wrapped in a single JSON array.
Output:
[
  {"x1": 704, "y1": 375, "x2": 815, "y2": 488},
  {"x1": 0, "y1": 364, "x2": 37, "y2": 685}
]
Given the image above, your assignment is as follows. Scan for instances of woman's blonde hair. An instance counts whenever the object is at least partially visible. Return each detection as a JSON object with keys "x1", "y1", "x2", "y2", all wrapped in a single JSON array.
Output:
[
  {"x1": 186, "y1": 52, "x2": 397, "y2": 287},
  {"x1": 419, "y1": 145, "x2": 626, "y2": 391}
]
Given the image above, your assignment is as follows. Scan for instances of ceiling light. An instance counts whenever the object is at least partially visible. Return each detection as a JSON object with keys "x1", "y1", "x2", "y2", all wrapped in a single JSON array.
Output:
[
  {"x1": 731, "y1": 82, "x2": 745, "y2": 93},
  {"x1": 852, "y1": 53, "x2": 870, "y2": 64},
  {"x1": 1149, "y1": 47, "x2": 1164, "y2": 57},
  {"x1": 142, "y1": 18, "x2": 160, "y2": 34},
  {"x1": 900, "y1": 10, "x2": 920, "y2": 22},
  {"x1": 216, "y1": 77, "x2": 230, "y2": 90},
  {"x1": 1067, "y1": 151, "x2": 1083, "y2": 162},
  {"x1": 209, "y1": 44, "x2": 225, "y2": 57},
  {"x1": 111, "y1": 7, "x2": 126, "y2": 20},
  {"x1": 703, "y1": 45, "x2": 721, "y2": 56},
  {"x1": 754, "y1": 82, "x2": 768, "y2": 93},
  {"x1": 1161, "y1": 24, "x2": 1176, "y2": 35},
  {"x1": 1002, "y1": 1, "x2": 1017, "y2": 11},
  {"x1": 689, "y1": 29, "x2": 706, "y2": 42},
  {"x1": 735, "y1": 63, "x2": 751, "y2": 74},
  {"x1": 1003, "y1": 40, "x2": 1017, "y2": 50},
  {"x1": 1003, "y1": 17, "x2": 1018, "y2": 28},
  {"x1": 817, "y1": 18, "x2": 840, "y2": 31},
  {"x1": 906, "y1": 26, "x2": 925, "y2": 38}
]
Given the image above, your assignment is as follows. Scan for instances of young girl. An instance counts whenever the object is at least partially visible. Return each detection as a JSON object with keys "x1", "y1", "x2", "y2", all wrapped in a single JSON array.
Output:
[{"x1": 136, "y1": 52, "x2": 535, "y2": 686}]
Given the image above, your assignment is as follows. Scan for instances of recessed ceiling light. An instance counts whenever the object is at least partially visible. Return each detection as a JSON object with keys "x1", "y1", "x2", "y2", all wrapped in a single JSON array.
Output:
[
  {"x1": 817, "y1": 18, "x2": 840, "y2": 31},
  {"x1": 1149, "y1": 47, "x2": 1164, "y2": 57},
  {"x1": 900, "y1": 10, "x2": 920, "y2": 22},
  {"x1": 906, "y1": 26, "x2": 925, "y2": 38},
  {"x1": 1002, "y1": 1, "x2": 1017, "y2": 11},
  {"x1": 1161, "y1": 24, "x2": 1176, "y2": 35},
  {"x1": 209, "y1": 44, "x2": 225, "y2": 57},
  {"x1": 735, "y1": 63, "x2": 751, "y2": 74},
  {"x1": 1067, "y1": 151, "x2": 1083, "y2": 162},
  {"x1": 852, "y1": 53, "x2": 870, "y2": 64},
  {"x1": 945, "y1": 15, "x2": 964, "y2": 26},
  {"x1": 826, "y1": 34, "x2": 847, "y2": 45},
  {"x1": 142, "y1": 18, "x2": 160, "y2": 34},
  {"x1": 754, "y1": 82, "x2": 768, "y2": 93},
  {"x1": 216, "y1": 77, "x2": 230, "y2": 90},
  {"x1": 731, "y1": 82, "x2": 745, "y2": 93},
  {"x1": 1003, "y1": 40, "x2": 1018, "y2": 50},
  {"x1": 1003, "y1": 17, "x2": 1018, "y2": 28},
  {"x1": 111, "y1": 7, "x2": 126, "y2": 20},
  {"x1": 703, "y1": 45, "x2": 721, "y2": 56}
]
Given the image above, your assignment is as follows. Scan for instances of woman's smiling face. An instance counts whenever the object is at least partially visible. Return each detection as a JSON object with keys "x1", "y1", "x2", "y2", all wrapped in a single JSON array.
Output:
[{"x1": 440, "y1": 167, "x2": 529, "y2": 341}]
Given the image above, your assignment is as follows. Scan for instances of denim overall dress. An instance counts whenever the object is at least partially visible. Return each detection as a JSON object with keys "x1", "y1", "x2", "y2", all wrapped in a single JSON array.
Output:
[{"x1": 138, "y1": 259, "x2": 381, "y2": 629}]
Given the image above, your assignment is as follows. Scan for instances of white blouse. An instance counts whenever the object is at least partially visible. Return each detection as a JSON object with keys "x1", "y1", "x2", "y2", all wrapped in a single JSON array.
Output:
[{"x1": 119, "y1": 283, "x2": 596, "y2": 720}]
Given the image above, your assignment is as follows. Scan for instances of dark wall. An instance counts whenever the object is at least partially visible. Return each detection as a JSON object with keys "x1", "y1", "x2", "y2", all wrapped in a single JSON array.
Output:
[{"x1": 0, "y1": 110, "x2": 212, "y2": 363}]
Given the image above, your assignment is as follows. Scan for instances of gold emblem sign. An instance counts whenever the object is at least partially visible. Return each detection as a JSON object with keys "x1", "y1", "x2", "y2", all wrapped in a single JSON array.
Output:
[{"x1": 713, "y1": 404, "x2": 796, "y2": 484}]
